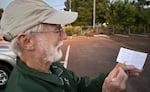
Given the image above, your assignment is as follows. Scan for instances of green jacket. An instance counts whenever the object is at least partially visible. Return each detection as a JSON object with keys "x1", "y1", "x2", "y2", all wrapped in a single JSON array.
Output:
[{"x1": 5, "y1": 58, "x2": 106, "y2": 92}]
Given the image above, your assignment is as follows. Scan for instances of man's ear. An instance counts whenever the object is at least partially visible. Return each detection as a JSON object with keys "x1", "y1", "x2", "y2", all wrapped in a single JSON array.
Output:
[{"x1": 16, "y1": 34, "x2": 35, "y2": 50}]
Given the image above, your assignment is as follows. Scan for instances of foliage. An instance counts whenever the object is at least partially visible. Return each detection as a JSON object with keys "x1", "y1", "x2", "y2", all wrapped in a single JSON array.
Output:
[
  {"x1": 65, "y1": 0, "x2": 110, "y2": 26},
  {"x1": 63, "y1": 25, "x2": 82, "y2": 36},
  {"x1": 63, "y1": 25, "x2": 73, "y2": 36},
  {"x1": 0, "y1": 8, "x2": 4, "y2": 20},
  {"x1": 64, "y1": 0, "x2": 150, "y2": 34},
  {"x1": 110, "y1": 0, "x2": 137, "y2": 26}
]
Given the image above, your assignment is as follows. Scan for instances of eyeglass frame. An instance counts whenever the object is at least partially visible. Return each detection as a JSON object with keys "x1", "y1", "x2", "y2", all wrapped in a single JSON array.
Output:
[{"x1": 30, "y1": 25, "x2": 64, "y2": 37}]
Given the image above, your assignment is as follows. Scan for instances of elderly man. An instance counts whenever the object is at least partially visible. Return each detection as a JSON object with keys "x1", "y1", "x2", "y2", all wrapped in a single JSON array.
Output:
[{"x1": 0, "y1": 0, "x2": 141, "y2": 92}]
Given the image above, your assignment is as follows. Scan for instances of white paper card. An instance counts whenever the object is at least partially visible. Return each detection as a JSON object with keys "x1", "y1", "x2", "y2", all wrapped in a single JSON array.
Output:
[{"x1": 116, "y1": 47, "x2": 148, "y2": 69}]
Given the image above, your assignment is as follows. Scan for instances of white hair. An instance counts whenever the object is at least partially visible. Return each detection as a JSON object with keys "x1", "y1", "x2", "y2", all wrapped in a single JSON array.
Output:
[{"x1": 9, "y1": 24, "x2": 44, "y2": 56}]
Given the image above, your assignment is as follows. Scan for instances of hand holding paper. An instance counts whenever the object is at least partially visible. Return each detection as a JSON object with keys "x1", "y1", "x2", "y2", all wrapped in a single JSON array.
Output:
[
  {"x1": 104, "y1": 47, "x2": 145, "y2": 92},
  {"x1": 112, "y1": 63, "x2": 125, "y2": 81},
  {"x1": 112, "y1": 47, "x2": 147, "y2": 80},
  {"x1": 116, "y1": 47, "x2": 148, "y2": 70}
]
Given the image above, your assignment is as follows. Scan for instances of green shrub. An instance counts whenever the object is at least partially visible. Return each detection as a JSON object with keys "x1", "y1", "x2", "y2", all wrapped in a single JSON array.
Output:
[{"x1": 64, "y1": 26, "x2": 82, "y2": 36}]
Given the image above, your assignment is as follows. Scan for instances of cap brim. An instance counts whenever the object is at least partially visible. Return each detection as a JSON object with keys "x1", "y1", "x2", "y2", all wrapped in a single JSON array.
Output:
[{"x1": 43, "y1": 10, "x2": 78, "y2": 25}]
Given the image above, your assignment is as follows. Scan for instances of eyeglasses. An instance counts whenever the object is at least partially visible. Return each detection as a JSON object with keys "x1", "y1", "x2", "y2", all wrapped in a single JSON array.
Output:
[
  {"x1": 51, "y1": 28, "x2": 63, "y2": 36},
  {"x1": 31, "y1": 27, "x2": 64, "y2": 37}
]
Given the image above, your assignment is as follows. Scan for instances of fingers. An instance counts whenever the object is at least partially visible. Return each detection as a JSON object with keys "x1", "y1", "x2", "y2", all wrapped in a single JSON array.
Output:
[
  {"x1": 126, "y1": 70, "x2": 142, "y2": 77},
  {"x1": 111, "y1": 67, "x2": 128, "y2": 89},
  {"x1": 123, "y1": 64, "x2": 142, "y2": 77},
  {"x1": 117, "y1": 63, "x2": 142, "y2": 77},
  {"x1": 102, "y1": 63, "x2": 143, "y2": 92},
  {"x1": 117, "y1": 67, "x2": 128, "y2": 90},
  {"x1": 102, "y1": 67, "x2": 128, "y2": 92}
]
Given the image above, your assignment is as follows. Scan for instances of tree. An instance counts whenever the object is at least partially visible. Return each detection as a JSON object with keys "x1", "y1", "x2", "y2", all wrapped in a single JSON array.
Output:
[
  {"x1": 64, "y1": 0, "x2": 110, "y2": 26},
  {"x1": 145, "y1": 1, "x2": 150, "y2": 6},
  {"x1": 0, "y1": 8, "x2": 4, "y2": 20},
  {"x1": 109, "y1": 0, "x2": 141, "y2": 33},
  {"x1": 137, "y1": 0, "x2": 146, "y2": 9},
  {"x1": 95, "y1": 0, "x2": 111, "y2": 24},
  {"x1": 64, "y1": 0, "x2": 150, "y2": 33},
  {"x1": 65, "y1": 0, "x2": 93, "y2": 26}
]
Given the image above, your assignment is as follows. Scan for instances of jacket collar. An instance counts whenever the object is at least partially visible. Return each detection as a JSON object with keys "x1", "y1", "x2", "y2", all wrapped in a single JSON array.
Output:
[{"x1": 16, "y1": 57, "x2": 64, "y2": 86}]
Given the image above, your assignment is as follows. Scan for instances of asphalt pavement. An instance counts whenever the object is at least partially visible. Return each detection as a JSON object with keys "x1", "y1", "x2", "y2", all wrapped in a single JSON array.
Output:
[
  {"x1": 1, "y1": 35, "x2": 150, "y2": 92},
  {"x1": 62, "y1": 35, "x2": 150, "y2": 92}
]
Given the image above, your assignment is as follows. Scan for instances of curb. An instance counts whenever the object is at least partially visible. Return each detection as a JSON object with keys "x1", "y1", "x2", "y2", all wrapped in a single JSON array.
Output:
[{"x1": 94, "y1": 34, "x2": 110, "y2": 38}]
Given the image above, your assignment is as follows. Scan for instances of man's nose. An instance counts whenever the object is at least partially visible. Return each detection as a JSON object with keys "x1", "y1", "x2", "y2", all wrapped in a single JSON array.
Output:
[{"x1": 60, "y1": 30, "x2": 67, "y2": 40}]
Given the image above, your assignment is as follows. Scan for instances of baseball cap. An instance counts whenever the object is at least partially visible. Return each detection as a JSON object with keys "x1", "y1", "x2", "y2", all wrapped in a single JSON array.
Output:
[{"x1": 0, "y1": 0, "x2": 78, "y2": 41}]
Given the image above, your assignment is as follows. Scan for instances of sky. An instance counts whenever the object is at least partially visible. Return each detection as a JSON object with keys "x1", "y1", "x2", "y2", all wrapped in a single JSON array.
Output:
[
  {"x1": 0, "y1": 0, "x2": 66, "y2": 10},
  {"x1": 0, "y1": 0, "x2": 149, "y2": 10}
]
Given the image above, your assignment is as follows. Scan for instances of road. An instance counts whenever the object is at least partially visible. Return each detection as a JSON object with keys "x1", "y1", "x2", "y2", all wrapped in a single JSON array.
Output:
[
  {"x1": 1, "y1": 35, "x2": 150, "y2": 92},
  {"x1": 61, "y1": 35, "x2": 150, "y2": 92}
]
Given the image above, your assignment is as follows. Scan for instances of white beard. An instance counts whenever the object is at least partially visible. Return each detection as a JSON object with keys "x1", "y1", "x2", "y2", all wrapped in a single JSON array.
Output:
[{"x1": 43, "y1": 41, "x2": 63, "y2": 63}]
